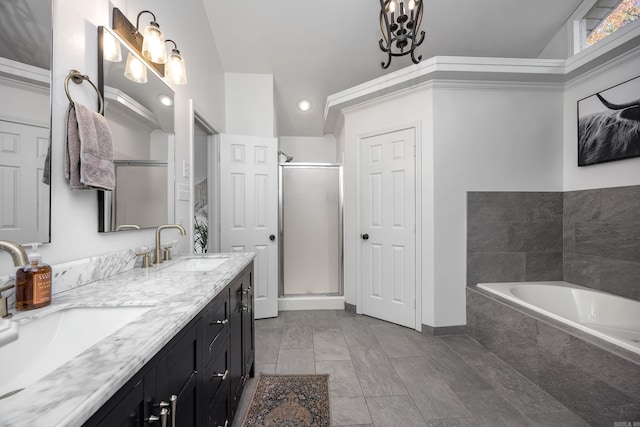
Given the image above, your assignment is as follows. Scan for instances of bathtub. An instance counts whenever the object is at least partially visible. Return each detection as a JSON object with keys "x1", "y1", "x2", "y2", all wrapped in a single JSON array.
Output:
[{"x1": 477, "y1": 281, "x2": 640, "y2": 354}]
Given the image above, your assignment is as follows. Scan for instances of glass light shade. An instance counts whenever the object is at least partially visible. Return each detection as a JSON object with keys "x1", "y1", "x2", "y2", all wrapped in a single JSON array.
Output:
[
  {"x1": 166, "y1": 51, "x2": 187, "y2": 85},
  {"x1": 124, "y1": 53, "x2": 148, "y2": 83},
  {"x1": 103, "y1": 31, "x2": 122, "y2": 62},
  {"x1": 141, "y1": 24, "x2": 167, "y2": 64}
]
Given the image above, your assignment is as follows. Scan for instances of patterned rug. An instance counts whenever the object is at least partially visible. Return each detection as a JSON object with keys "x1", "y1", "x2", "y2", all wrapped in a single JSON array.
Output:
[{"x1": 242, "y1": 373, "x2": 331, "y2": 427}]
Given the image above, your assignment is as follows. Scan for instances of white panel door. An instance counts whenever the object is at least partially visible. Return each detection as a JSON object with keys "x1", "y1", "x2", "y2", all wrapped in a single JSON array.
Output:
[
  {"x1": 0, "y1": 120, "x2": 50, "y2": 243},
  {"x1": 360, "y1": 128, "x2": 416, "y2": 328},
  {"x1": 220, "y1": 134, "x2": 278, "y2": 319}
]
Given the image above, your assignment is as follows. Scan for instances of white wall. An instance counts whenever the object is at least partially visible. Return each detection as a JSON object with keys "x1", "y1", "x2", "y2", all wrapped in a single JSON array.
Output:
[
  {"x1": 342, "y1": 81, "x2": 564, "y2": 327},
  {"x1": 0, "y1": 0, "x2": 227, "y2": 273},
  {"x1": 432, "y1": 82, "x2": 564, "y2": 326},
  {"x1": 225, "y1": 73, "x2": 274, "y2": 137},
  {"x1": 563, "y1": 53, "x2": 640, "y2": 191},
  {"x1": 279, "y1": 135, "x2": 337, "y2": 163}
]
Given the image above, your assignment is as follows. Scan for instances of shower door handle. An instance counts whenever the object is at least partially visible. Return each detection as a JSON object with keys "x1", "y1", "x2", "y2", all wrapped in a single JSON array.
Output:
[{"x1": 269, "y1": 234, "x2": 276, "y2": 241}]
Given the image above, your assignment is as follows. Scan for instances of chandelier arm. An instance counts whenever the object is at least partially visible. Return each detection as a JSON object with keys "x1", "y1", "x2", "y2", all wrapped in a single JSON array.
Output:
[
  {"x1": 410, "y1": 48, "x2": 422, "y2": 64},
  {"x1": 413, "y1": 30, "x2": 426, "y2": 47},
  {"x1": 379, "y1": 38, "x2": 391, "y2": 53},
  {"x1": 381, "y1": 51, "x2": 392, "y2": 69}
]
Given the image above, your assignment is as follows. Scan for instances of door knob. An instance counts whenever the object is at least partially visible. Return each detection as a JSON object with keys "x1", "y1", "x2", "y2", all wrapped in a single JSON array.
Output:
[
  {"x1": 269, "y1": 234, "x2": 276, "y2": 241},
  {"x1": 361, "y1": 234, "x2": 369, "y2": 240}
]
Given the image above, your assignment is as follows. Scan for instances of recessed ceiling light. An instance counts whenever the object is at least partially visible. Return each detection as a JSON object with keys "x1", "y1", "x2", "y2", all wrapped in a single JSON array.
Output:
[
  {"x1": 158, "y1": 94, "x2": 174, "y2": 107},
  {"x1": 297, "y1": 99, "x2": 312, "y2": 112}
]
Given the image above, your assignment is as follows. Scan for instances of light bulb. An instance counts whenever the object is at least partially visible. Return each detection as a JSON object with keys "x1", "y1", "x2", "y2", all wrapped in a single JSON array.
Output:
[
  {"x1": 166, "y1": 50, "x2": 187, "y2": 85},
  {"x1": 142, "y1": 24, "x2": 167, "y2": 64},
  {"x1": 124, "y1": 53, "x2": 148, "y2": 84},
  {"x1": 408, "y1": 0, "x2": 416, "y2": 10},
  {"x1": 103, "y1": 31, "x2": 122, "y2": 62},
  {"x1": 388, "y1": 1, "x2": 396, "y2": 13}
]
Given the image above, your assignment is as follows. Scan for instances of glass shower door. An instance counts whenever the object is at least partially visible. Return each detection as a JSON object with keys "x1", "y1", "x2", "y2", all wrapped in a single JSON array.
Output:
[{"x1": 280, "y1": 164, "x2": 343, "y2": 296}]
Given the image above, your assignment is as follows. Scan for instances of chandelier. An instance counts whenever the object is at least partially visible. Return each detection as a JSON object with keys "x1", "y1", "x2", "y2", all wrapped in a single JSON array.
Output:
[{"x1": 379, "y1": 0, "x2": 425, "y2": 69}]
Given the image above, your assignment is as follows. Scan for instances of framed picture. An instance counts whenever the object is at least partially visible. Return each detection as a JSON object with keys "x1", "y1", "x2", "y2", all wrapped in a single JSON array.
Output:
[{"x1": 577, "y1": 75, "x2": 640, "y2": 166}]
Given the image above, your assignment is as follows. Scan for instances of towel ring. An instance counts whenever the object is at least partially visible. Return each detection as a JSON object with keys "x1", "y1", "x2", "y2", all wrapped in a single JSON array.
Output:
[{"x1": 64, "y1": 69, "x2": 104, "y2": 115}]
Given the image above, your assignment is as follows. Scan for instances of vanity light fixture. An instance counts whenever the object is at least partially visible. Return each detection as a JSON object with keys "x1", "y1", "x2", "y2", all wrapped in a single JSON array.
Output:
[
  {"x1": 297, "y1": 99, "x2": 312, "y2": 112},
  {"x1": 124, "y1": 52, "x2": 148, "y2": 84},
  {"x1": 165, "y1": 40, "x2": 187, "y2": 85},
  {"x1": 111, "y1": 8, "x2": 165, "y2": 76},
  {"x1": 135, "y1": 11, "x2": 167, "y2": 64},
  {"x1": 378, "y1": 0, "x2": 425, "y2": 69}
]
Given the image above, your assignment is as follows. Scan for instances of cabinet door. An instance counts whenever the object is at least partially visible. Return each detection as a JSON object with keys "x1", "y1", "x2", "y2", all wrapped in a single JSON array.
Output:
[
  {"x1": 229, "y1": 275, "x2": 243, "y2": 416},
  {"x1": 241, "y1": 268, "x2": 255, "y2": 379},
  {"x1": 157, "y1": 321, "x2": 201, "y2": 427},
  {"x1": 94, "y1": 378, "x2": 144, "y2": 427}
]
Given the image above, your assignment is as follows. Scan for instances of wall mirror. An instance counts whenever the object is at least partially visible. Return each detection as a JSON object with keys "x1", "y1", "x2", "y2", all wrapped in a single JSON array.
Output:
[
  {"x1": 97, "y1": 26, "x2": 175, "y2": 232},
  {"x1": 0, "y1": 0, "x2": 52, "y2": 244}
]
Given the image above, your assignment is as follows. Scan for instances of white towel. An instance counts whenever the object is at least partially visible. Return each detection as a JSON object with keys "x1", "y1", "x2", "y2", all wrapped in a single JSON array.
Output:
[{"x1": 64, "y1": 103, "x2": 115, "y2": 191}]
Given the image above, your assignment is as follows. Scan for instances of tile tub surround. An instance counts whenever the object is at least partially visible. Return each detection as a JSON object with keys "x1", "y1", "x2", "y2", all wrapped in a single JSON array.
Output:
[
  {"x1": 467, "y1": 191, "x2": 564, "y2": 286},
  {"x1": 0, "y1": 252, "x2": 254, "y2": 427},
  {"x1": 466, "y1": 286, "x2": 640, "y2": 426},
  {"x1": 564, "y1": 185, "x2": 640, "y2": 302}
]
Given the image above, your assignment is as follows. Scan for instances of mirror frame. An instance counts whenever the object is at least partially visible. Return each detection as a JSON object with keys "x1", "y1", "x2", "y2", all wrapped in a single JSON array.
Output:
[{"x1": 96, "y1": 25, "x2": 175, "y2": 233}]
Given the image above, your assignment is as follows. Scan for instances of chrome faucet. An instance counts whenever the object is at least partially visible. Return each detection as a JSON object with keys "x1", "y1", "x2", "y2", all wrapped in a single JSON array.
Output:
[
  {"x1": 154, "y1": 224, "x2": 186, "y2": 264},
  {"x1": 0, "y1": 240, "x2": 29, "y2": 318}
]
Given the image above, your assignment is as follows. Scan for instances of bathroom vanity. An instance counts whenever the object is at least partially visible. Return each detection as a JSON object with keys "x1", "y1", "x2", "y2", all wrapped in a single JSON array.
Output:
[{"x1": 0, "y1": 253, "x2": 254, "y2": 427}]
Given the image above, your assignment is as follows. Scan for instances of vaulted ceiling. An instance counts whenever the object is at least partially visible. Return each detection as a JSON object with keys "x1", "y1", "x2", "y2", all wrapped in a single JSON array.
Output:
[{"x1": 204, "y1": 0, "x2": 585, "y2": 137}]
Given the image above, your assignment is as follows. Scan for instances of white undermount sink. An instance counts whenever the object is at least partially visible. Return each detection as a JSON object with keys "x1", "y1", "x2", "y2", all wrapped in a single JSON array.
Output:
[
  {"x1": 0, "y1": 305, "x2": 151, "y2": 399},
  {"x1": 161, "y1": 257, "x2": 228, "y2": 272}
]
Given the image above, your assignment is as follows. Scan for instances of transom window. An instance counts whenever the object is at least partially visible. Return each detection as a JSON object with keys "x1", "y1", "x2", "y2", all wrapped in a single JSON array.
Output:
[{"x1": 582, "y1": 0, "x2": 640, "y2": 48}]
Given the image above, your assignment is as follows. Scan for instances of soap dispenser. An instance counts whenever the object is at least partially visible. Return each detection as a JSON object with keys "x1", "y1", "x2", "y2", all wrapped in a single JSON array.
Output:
[{"x1": 15, "y1": 243, "x2": 52, "y2": 311}]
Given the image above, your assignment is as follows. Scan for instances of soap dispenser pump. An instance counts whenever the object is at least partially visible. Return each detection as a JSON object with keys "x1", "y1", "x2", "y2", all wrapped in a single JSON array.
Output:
[{"x1": 15, "y1": 243, "x2": 52, "y2": 311}]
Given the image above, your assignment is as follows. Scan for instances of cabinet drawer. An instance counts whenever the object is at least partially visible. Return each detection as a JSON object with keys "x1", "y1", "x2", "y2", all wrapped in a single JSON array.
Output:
[
  {"x1": 205, "y1": 289, "x2": 229, "y2": 360},
  {"x1": 205, "y1": 342, "x2": 230, "y2": 405},
  {"x1": 206, "y1": 383, "x2": 230, "y2": 427}
]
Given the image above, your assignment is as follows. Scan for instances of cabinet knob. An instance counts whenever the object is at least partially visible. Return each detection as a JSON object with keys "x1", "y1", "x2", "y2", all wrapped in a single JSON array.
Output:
[
  {"x1": 209, "y1": 318, "x2": 228, "y2": 325},
  {"x1": 146, "y1": 415, "x2": 160, "y2": 423},
  {"x1": 240, "y1": 303, "x2": 248, "y2": 312},
  {"x1": 242, "y1": 287, "x2": 251, "y2": 295}
]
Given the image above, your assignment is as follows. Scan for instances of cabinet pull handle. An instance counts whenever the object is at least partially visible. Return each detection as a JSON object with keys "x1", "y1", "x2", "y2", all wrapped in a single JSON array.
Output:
[
  {"x1": 210, "y1": 369, "x2": 229, "y2": 381},
  {"x1": 242, "y1": 287, "x2": 251, "y2": 294},
  {"x1": 146, "y1": 415, "x2": 160, "y2": 423},
  {"x1": 160, "y1": 408, "x2": 168, "y2": 427},
  {"x1": 210, "y1": 318, "x2": 228, "y2": 325},
  {"x1": 170, "y1": 394, "x2": 177, "y2": 427},
  {"x1": 240, "y1": 303, "x2": 248, "y2": 312},
  {"x1": 218, "y1": 420, "x2": 229, "y2": 427}
]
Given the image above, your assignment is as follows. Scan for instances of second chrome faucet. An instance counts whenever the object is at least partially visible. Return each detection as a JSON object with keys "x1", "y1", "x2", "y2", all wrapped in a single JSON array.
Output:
[{"x1": 154, "y1": 224, "x2": 186, "y2": 264}]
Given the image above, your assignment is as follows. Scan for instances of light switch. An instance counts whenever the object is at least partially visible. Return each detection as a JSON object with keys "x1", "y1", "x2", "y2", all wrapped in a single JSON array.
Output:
[
  {"x1": 178, "y1": 183, "x2": 190, "y2": 201},
  {"x1": 182, "y1": 160, "x2": 190, "y2": 178}
]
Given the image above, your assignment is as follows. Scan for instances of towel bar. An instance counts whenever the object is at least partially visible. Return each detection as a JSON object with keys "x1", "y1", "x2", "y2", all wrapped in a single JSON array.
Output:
[{"x1": 64, "y1": 69, "x2": 104, "y2": 115}]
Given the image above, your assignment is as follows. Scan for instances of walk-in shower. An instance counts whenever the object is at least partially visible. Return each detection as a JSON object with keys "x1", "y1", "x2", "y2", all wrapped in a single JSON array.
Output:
[{"x1": 279, "y1": 163, "x2": 343, "y2": 303}]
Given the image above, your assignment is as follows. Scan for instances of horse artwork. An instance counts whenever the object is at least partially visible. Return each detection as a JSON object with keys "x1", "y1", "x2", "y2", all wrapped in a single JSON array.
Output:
[{"x1": 577, "y1": 75, "x2": 640, "y2": 166}]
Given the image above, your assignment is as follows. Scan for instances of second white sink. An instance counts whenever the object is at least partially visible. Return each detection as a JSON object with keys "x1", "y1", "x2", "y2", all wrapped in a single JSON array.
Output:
[
  {"x1": 0, "y1": 305, "x2": 151, "y2": 399},
  {"x1": 161, "y1": 257, "x2": 228, "y2": 272}
]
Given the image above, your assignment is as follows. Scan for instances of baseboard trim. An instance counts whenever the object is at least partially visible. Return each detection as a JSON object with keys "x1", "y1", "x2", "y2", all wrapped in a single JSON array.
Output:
[
  {"x1": 421, "y1": 324, "x2": 466, "y2": 336},
  {"x1": 278, "y1": 296, "x2": 345, "y2": 311},
  {"x1": 344, "y1": 303, "x2": 356, "y2": 313}
]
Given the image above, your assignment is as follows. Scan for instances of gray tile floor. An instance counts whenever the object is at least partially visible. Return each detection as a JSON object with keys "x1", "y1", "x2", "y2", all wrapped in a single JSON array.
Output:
[{"x1": 233, "y1": 310, "x2": 589, "y2": 427}]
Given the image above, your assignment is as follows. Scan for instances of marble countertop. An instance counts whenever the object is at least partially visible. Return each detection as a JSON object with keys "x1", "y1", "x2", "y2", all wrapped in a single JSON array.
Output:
[{"x1": 0, "y1": 252, "x2": 255, "y2": 427}]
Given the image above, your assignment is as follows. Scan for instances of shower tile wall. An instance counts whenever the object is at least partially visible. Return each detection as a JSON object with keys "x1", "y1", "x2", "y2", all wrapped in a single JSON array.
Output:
[
  {"x1": 564, "y1": 185, "x2": 640, "y2": 301},
  {"x1": 467, "y1": 192, "x2": 563, "y2": 286}
]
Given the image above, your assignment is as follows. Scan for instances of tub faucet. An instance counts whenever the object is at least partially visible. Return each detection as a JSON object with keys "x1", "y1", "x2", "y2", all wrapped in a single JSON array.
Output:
[
  {"x1": 0, "y1": 240, "x2": 29, "y2": 318},
  {"x1": 154, "y1": 224, "x2": 186, "y2": 264}
]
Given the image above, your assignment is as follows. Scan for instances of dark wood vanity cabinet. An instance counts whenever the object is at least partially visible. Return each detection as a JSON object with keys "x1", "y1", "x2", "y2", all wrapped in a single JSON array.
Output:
[{"x1": 84, "y1": 263, "x2": 254, "y2": 427}]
